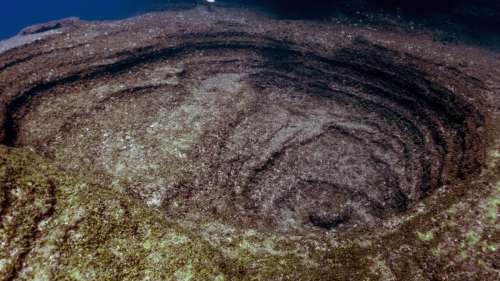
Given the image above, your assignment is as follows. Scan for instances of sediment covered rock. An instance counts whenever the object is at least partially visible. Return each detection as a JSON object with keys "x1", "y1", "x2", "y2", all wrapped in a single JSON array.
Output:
[{"x1": 0, "y1": 7, "x2": 499, "y2": 281}]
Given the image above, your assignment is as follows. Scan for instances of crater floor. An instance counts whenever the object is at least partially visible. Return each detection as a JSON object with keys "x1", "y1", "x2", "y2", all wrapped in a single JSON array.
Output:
[{"x1": 0, "y1": 7, "x2": 499, "y2": 281}]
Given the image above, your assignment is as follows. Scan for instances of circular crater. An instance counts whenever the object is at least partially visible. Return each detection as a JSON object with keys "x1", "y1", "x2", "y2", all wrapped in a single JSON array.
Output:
[{"x1": 2, "y1": 33, "x2": 485, "y2": 234}]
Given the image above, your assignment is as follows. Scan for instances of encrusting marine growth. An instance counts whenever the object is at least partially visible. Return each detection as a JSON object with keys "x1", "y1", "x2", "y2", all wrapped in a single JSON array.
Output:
[{"x1": 0, "y1": 6, "x2": 499, "y2": 281}]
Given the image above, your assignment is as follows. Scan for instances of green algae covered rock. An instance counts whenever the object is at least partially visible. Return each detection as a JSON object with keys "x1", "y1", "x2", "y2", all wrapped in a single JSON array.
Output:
[
  {"x1": 0, "y1": 146, "x2": 229, "y2": 281},
  {"x1": 0, "y1": 145, "x2": 381, "y2": 280},
  {"x1": 0, "y1": 146, "x2": 366, "y2": 281},
  {"x1": 2, "y1": 144, "x2": 498, "y2": 280}
]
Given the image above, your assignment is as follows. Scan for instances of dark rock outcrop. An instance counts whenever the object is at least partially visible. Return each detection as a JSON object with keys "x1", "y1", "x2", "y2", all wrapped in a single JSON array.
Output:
[{"x1": 19, "y1": 17, "x2": 81, "y2": 36}]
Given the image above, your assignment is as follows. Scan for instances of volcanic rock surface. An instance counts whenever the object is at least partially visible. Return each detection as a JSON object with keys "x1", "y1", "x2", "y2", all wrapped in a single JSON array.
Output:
[{"x1": 0, "y1": 7, "x2": 499, "y2": 281}]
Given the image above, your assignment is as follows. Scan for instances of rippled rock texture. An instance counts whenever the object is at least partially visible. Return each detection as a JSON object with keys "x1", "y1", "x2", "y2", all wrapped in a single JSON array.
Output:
[{"x1": 1, "y1": 7, "x2": 499, "y2": 281}]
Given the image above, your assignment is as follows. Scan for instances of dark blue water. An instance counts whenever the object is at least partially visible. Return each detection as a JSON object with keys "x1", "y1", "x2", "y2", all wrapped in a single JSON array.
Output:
[
  {"x1": 0, "y1": 0, "x2": 342, "y2": 40},
  {"x1": 2, "y1": 1, "x2": 499, "y2": 49},
  {"x1": 0, "y1": 0, "x2": 188, "y2": 40}
]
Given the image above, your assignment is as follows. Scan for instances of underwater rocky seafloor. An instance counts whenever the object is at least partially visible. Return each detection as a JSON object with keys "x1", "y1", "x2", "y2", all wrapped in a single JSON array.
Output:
[{"x1": 0, "y1": 7, "x2": 499, "y2": 281}]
